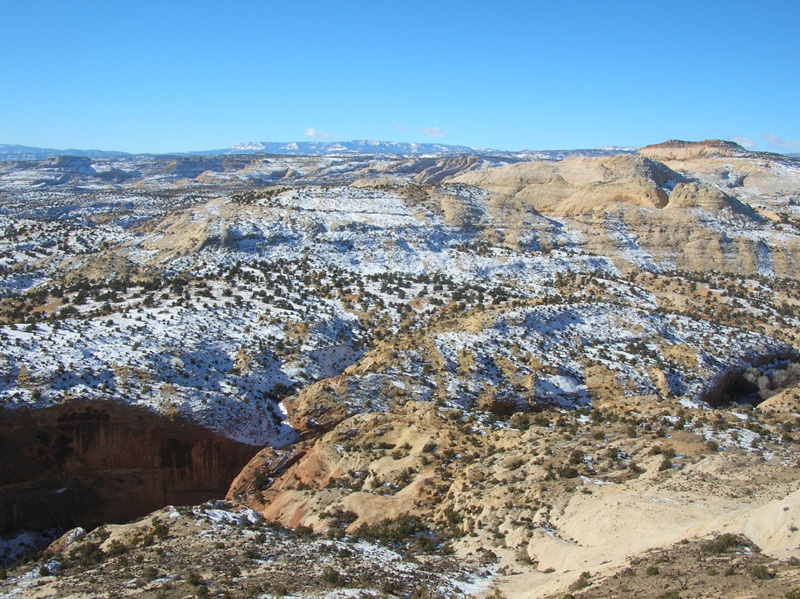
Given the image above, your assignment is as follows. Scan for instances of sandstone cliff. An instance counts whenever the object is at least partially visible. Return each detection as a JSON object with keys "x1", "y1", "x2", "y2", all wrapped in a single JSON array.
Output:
[{"x1": 0, "y1": 399, "x2": 258, "y2": 533}]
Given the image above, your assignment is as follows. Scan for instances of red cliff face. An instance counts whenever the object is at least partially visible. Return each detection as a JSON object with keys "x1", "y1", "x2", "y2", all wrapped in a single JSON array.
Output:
[{"x1": 0, "y1": 400, "x2": 260, "y2": 533}]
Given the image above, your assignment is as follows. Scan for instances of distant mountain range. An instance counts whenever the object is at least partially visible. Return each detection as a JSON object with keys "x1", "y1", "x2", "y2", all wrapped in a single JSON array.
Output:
[
  {"x1": 0, "y1": 144, "x2": 132, "y2": 161},
  {"x1": 218, "y1": 140, "x2": 492, "y2": 155},
  {"x1": 0, "y1": 141, "x2": 640, "y2": 162},
  {"x1": 5, "y1": 140, "x2": 798, "y2": 164}
]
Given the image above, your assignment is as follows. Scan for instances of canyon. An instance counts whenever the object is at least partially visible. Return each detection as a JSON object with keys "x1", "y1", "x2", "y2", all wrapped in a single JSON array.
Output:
[{"x1": 1, "y1": 139, "x2": 800, "y2": 597}]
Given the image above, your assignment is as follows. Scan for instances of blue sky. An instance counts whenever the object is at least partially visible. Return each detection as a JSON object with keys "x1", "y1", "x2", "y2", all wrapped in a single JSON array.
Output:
[{"x1": 2, "y1": 0, "x2": 798, "y2": 153}]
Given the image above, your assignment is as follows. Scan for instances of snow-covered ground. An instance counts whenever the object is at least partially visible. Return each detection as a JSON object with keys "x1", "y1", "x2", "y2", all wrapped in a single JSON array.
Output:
[{"x1": 1, "y1": 173, "x2": 798, "y2": 446}]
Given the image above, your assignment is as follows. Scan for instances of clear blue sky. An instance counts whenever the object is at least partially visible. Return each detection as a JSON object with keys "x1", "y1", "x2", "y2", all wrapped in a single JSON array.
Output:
[{"x1": 2, "y1": 0, "x2": 798, "y2": 153}]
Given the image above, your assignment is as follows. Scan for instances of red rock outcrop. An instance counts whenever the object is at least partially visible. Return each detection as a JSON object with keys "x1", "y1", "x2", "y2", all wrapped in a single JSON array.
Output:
[
  {"x1": 227, "y1": 446, "x2": 306, "y2": 499},
  {"x1": 0, "y1": 399, "x2": 260, "y2": 533}
]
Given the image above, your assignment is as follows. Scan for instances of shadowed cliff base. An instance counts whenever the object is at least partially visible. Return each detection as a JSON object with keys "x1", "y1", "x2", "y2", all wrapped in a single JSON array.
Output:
[
  {"x1": 698, "y1": 353, "x2": 800, "y2": 408},
  {"x1": 0, "y1": 399, "x2": 261, "y2": 533}
]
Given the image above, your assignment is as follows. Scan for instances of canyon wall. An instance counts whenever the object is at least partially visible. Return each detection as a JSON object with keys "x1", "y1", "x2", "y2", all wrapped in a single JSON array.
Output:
[{"x1": 0, "y1": 399, "x2": 259, "y2": 533}]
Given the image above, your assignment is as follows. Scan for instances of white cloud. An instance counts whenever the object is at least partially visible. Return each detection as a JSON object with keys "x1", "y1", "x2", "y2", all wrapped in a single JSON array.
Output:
[
  {"x1": 394, "y1": 125, "x2": 407, "y2": 131},
  {"x1": 417, "y1": 127, "x2": 446, "y2": 138},
  {"x1": 762, "y1": 133, "x2": 800, "y2": 150},
  {"x1": 304, "y1": 128, "x2": 332, "y2": 139},
  {"x1": 729, "y1": 135, "x2": 757, "y2": 149}
]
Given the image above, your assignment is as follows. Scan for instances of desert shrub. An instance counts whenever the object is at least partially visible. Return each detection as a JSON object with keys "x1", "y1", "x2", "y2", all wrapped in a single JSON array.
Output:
[
  {"x1": 321, "y1": 507, "x2": 358, "y2": 530},
  {"x1": 569, "y1": 571, "x2": 591, "y2": 591},
  {"x1": 105, "y1": 540, "x2": 127, "y2": 558},
  {"x1": 651, "y1": 444, "x2": 677, "y2": 458},
  {"x1": 749, "y1": 564, "x2": 774, "y2": 580},
  {"x1": 510, "y1": 413, "x2": 530, "y2": 431},
  {"x1": 321, "y1": 566, "x2": 343, "y2": 587},
  {"x1": 252, "y1": 470, "x2": 270, "y2": 491},
  {"x1": 380, "y1": 579, "x2": 405, "y2": 595},
  {"x1": 185, "y1": 570, "x2": 205, "y2": 586},
  {"x1": 294, "y1": 524, "x2": 314, "y2": 538},
  {"x1": 701, "y1": 533, "x2": 752, "y2": 554},
  {"x1": 507, "y1": 458, "x2": 524, "y2": 471},
  {"x1": 142, "y1": 566, "x2": 159, "y2": 582},
  {"x1": 646, "y1": 565, "x2": 660, "y2": 576},
  {"x1": 244, "y1": 547, "x2": 260, "y2": 560},
  {"x1": 397, "y1": 467, "x2": 414, "y2": 485},
  {"x1": 558, "y1": 466, "x2": 579, "y2": 479},
  {"x1": 569, "y1": 450, "x2": 585, "y2": 465},
  {"x1": 442, "y1": 507, "x2": 463, "y2": 530},
  {"x1": 355, "y1": 514, "x2": 437, "y2": 551},
  {"x1": 70, "y1": 542, "x2": 105, "y2": 568},
  {"x1": 151, "y1": 517, "x2": 169, "y2": 539}
]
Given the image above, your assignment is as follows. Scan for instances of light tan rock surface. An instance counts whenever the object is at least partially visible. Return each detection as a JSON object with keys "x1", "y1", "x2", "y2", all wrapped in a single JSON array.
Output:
[
  {"x1": 449, "y1": 143, "x2": 800, "y2": 277},
  {"x1": 452, "y1": 155, "x2": 676, "y2": 216},
  {"x1": 225, "y1": 399, "x2": 800, "y2": 599}
]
